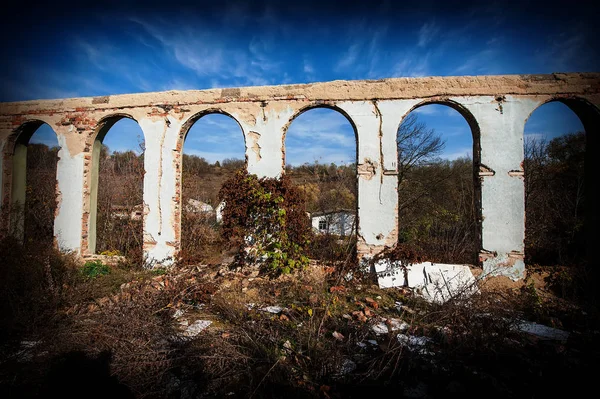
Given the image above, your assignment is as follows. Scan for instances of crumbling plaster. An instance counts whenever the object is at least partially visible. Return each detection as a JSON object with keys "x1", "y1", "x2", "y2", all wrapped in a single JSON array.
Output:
[{"x1": 1, "y1": 73, "x2": 598, "y2": 280}]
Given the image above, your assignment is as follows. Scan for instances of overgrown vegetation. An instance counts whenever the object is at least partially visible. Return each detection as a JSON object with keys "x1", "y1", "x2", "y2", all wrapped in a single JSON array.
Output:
[
  {"x1": 1, "y1": 238, "x2": 598, "y2": 398},
  {"x1": 219, "y1": 169, "x2": 312, "y2": 274},
  {"x1": 22, "y1": 143, "x2": 58, "y2": 247},
  {"x1": 179, "y1": 155, "x2": 243, "y2": 264},
  {"x1": 80, "y1": 260, "x2": 111, "y2": 279},
  {"x1": 395, "y1": 113, "x2": 479, "y2": 265},
  {"x1": 524, "y1": 131, "x2": 586, "y2": 266},
  {"x1": 2, "y1": 115, "x2": 593, "y2": 398},
  {"x1": 96, "y1": 146, "x2": 144, "y2": 263}
]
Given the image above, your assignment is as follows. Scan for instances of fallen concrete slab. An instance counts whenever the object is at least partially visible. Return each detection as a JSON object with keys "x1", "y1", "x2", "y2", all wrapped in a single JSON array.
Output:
[
  {"x1": 374, "y1": 259, "x2": 428, "y2": 289},
  {"x1": 374, "y1": 260, "x2": 479, "y2": 304},
  {"x1": 181, "y1": 320, "x2": 212, "y2": 337},
  {"x1": 421, "y1": 263, "x2": 480, "y2": 304},
  {"x1": 516, "y1": 320, "x2": 570, "y2": 342}
]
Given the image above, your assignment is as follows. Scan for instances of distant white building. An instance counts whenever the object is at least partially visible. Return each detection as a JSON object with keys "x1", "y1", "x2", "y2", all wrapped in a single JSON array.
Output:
[
  {"x1": 111, "y1": 204, "x2": 143, "y2": 221},
  {"x1": 310, "y1": 209, "x2": 356, "y2": 236},
  {"x1": 215, "y1": 201, "x2": 226, "y2": 223},
  {"x1": 185, "y1": 199, "x2": 214, "y2": 214}
]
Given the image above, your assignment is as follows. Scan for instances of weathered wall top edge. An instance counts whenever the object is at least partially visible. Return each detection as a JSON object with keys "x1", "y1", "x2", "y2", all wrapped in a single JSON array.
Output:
[{"x1": 1, "y1": 72, "x2": 599, "y2": 116}]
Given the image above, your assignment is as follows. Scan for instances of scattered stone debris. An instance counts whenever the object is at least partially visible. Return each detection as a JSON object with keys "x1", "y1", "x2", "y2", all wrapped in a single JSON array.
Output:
[
  {"x1": 388, "y1": 318, "x2": 410, "y2": 332},
  {"x1": 336, "y1": 359, "x2": 357, "y2": 376},
  {"x1": 515, "y1": 320, "x2": 570, "y2": 342},
  {"x1": 403, "y1": 381, "x2": 429, "y2": 398},
  {"x1": 371, "y1": 322, "x2": 389, "y2": 335},
  {"x1": 181, "y1": 320, "x2": 212, "y2": 337},
  {"x1": 396, "y1": 334, "x2": 433, "y2": 355},
  {"x1": 259, "y1": 305, "x2": 284, "y2": 314},
  {"x1": 16, "y1": 341, "x2": 41, "y2": 362},
  {"x1": 371, "y1": 317, "x2": 410, "y2": 334},
  {"x1": 171, "y1": 306, "x2": 212, "y2": 338}
]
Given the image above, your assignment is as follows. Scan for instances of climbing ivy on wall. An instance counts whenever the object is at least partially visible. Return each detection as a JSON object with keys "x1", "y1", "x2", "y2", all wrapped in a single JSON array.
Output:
[{"x1": 218, "y1": 169, "x2": 311, "y2": 274}]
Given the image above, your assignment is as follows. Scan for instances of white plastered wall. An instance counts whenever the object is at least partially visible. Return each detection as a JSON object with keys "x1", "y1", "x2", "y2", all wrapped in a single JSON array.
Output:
[
  {"x1": 237, "y1": 105, "x2": 296, "y2": 179},
  {"x1": 456, "y1": 95, "x2": 542, "y2": 279},
  {"x1": 139, "y1": 115, "x2": 181, "y2": 265},
  {"x1": 54, "y1": 128, "x2": 85, "y2": 254}
]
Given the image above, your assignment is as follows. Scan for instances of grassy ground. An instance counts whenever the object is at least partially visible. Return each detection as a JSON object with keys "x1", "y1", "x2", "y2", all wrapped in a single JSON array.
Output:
[{"x1": 1, "y1": 242, "x2": 598, "y2": 398}]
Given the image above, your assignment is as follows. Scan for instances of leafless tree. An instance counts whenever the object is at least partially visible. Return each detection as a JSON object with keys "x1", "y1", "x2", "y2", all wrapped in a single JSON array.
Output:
[{"x1": 397, "y1": 112, "x2": 445, "y2": 186}]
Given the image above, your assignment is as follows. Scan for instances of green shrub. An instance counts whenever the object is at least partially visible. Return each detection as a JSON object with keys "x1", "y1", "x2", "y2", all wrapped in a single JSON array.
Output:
[
  {"x1": 81, "y1": 260, "x2": 110, "y2": 279},
  {"x1": 219, "y1": 169, "x2": 311, "y2": 275},
  {"x1": 151, "y1": 267, "x2": 167, "y2": 276}
]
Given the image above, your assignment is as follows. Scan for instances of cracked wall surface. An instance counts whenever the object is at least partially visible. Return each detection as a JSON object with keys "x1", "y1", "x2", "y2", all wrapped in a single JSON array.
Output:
[{"x1": 1, "y1": 73, "x2": 598, "y2": 280}]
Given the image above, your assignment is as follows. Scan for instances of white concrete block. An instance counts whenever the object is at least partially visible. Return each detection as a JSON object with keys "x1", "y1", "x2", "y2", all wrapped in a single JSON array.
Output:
[
  {"x1": 516, "y1": 320, "x2": 569, "y2": 342},
  {"x1": 375, "y1": 260, "x2": 429, "y2": 289},
  {"x1": 181, "y1": 320, "x2": 212, "y2": 337},
  {"x1": 421, "y1": 263, "x2": 479, "y2": 304}
]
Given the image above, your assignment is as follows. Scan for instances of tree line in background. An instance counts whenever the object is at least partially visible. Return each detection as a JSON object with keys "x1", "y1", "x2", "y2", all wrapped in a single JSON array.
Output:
[{"x1": 19, "y1": 120, "x2": 586, "y2": 269}]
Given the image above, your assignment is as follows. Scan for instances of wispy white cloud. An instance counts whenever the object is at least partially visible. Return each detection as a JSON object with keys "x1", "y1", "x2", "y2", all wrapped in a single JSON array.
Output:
[
  {"x1": 442, "y1": 147, "x2": 472, "y2": 161},
  {"x1": 130, "y1": 15, "x2": 286, "y2": 89},
  {"x1": 3, "y1": 61, "x2": 118, "y2": 100},
  {"x1": 334, "y1": 22, "x2": 390, "y2": 79},
  {"x1": 184, "y1": 149, "x2": 244, "y2": 163},
  {"x1": 418, "y1": 21, "x2": 439, "y2": 47},
  {"x1": 284, "y1": 109, "x2": 356, "y2": 165},
  {"x1": 303, "y1": 60, "x2": 314, "y2": 74},
  {"x1": 445, "y1": 107, "x2": 462, "y2": 117},
  {"x1": 287, "y1": 111, "x2": 355, "y2": 148},
  {"x1": 286, "y1": 145, "x2": 355, "y2": 166},
  {"x1": 29, "y1": 124, "x2": 59, "y2": 146},
  {"x1": 335, "y1": 43, "x2": 361, "y2": 71},
  {"x1": 524, "y1": 132, "x2": 548, "y2": 141},
  {"x1": 159, "y1": 79, "x2": 199, "y2": 91},
  {"x1": 454, "y1": 47, "x2": 501, "y2": 75},
  {"x1": 303, "y1": 57, "x2": 316, "y2": 81},
  {"x1": 413, "y1": 105, "x2": 462, "y2": 118},
  {"x1": 413, "y1": 106, "x2": 439, "y2": 116},
  {"x1": 535, "y1": 31, "x2": 589, "y2": 72},
  {"x1": 185, "y1": 115, "x2": 244, "y2": 146},
  {"x1": 390, "y1": 51, "x2": 431, "y2": 78}
]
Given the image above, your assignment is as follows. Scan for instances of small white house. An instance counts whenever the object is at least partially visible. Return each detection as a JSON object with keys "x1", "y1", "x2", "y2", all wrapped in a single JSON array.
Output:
[
  {"x1": 185, "y1": 199, "x2": 214, "y2": 214},
  {"x1": 215, "y1": 201, "x2": 225, "y2": 223},
  {"x1": 310, "y1": 209, "x2": 356, "y2": 236},
  {"x1": 111, "y1": 204, "x2": 143, "y2": 221}
]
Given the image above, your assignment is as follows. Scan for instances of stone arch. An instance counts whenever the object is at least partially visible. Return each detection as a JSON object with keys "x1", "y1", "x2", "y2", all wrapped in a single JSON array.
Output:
[
  {"x1": 399, "y1": 98, "x2": 482, "y2": 165},
  {"x1": 282, "y1": 103, "x2": 359, "y2": 244},
  {"x1": 176, "y1": 109, "x2": 247, "y2": 260},
  {"x1": 178, "y1": 108, "x2": 246, "y2": 153},
  {"x1": 87, "y1": 113, "x2": 144, "y2": 255},
  {"x1": 3, "y1": 119, "x2": 59, "y2": 241},
  {"x1": 282, "y1": 103, "x2": 359, "y2": 170},
  {"x1": 525, "y1": 96, "x2": 599, "y2": 131},
  {"x1": 524, "y1": 96, "x2": 599, "y2": 282},
  {"x1": 396, "y1": 99, "x2": 483, "y2": 264}
]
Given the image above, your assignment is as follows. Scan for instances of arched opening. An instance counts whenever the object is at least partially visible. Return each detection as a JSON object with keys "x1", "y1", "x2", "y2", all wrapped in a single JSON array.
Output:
[
  {"x1": 9, "y1": 122, "x2": 59, "y2": 247},
  {"x1": 523, "y1": 100, "x2": 596, "y2": 272},
  {"x1": 396, "y1": 102, "x2": 480, "y2": 265},
  {"x1": 284, "y1": 106, "x2": 358, "y2": 263},
  {"x1": 180, "y1": 112, "x2": 245, "y2": 264},
  {"x1": 90, "y1": 116, "x2": 145, "y2": 261}
]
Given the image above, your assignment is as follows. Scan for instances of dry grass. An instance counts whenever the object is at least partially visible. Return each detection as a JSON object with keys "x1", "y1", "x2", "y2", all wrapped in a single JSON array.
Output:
[{"x1": 1, "y1": 239, "x2": 599, "y2": 398}]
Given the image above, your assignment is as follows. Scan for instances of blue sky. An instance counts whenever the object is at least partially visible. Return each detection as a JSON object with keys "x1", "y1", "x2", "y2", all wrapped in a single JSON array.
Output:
[{"x1": 3, "y1": 0, "x2": 597, "y2": 165}]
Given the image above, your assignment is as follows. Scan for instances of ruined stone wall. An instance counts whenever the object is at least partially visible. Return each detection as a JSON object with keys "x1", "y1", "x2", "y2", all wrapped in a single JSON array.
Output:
[{"x1": 1, "y1": 72, "x2": 598, "y2": 279}]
